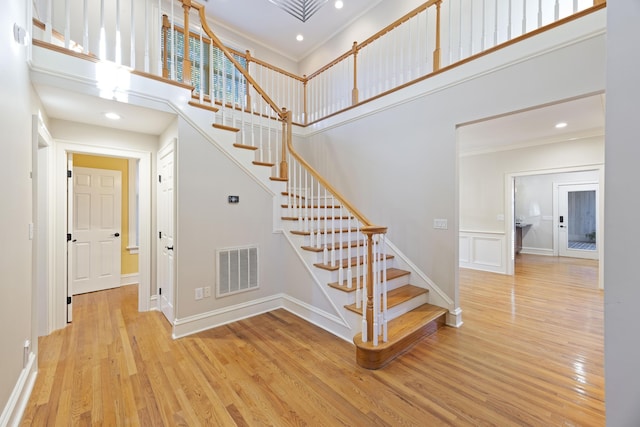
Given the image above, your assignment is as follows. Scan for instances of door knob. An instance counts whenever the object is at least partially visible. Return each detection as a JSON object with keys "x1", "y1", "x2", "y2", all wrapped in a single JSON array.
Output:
[{"x1": 112, "y1": 232, "x2": 120, "y2": 237}]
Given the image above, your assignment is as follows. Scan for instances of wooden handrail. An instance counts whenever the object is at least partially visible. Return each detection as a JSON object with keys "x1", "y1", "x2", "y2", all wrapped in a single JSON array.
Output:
[
  {"x1": 190, "y1": 2, "x2": 283, "y2": 118},
  {"x1": 306, "y1": 0, "x2": 439, "y2": 81},
  {"x1": 282, "y1": 111, "x2": 376, "y2": 228}
]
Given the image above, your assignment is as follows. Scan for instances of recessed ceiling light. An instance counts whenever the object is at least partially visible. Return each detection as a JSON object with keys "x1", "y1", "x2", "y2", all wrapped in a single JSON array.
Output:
[
  {"x1": 335, "y1": 1, "x2": 344, "y2": 9},
  {"x1": 105, "y1": 112, "x2": 121, "y2": 120},
  {"x1": 555, "y1": 122, "x2": 567, "y2": 129},
  {"x1": 296, "y1": 34, "x2": 304, "y2": 42}
]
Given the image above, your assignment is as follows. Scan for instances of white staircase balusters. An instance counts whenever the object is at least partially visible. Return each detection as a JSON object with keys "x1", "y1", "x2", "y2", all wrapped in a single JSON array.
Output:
[
  {"x1": 323, "y1": 187, "x2": 328, "y2": 265},
  {"x1": 382, "y1": 234, "x2": 388, "y2": 343},
  {"x1": 337, "y1": 204, "x2": 344, "y2": 286},
  {"x1": 330, "y1": 196, "x2": 336, "y2": 268},
  {"x1": 315, "y1": 178, "x2": 322, "y2": 249}
]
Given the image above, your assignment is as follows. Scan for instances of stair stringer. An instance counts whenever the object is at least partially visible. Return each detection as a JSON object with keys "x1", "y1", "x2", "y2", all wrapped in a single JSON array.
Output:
[
  {"x1": 382, "y1": 239, "x2": 461, "y2": 327},
  {"x1": 176, "y1": 102, "x2": 285, "y2": 195}
]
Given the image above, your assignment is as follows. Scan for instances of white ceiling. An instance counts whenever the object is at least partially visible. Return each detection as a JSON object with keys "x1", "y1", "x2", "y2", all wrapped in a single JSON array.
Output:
[
  {"x1": 202, "y1": 0, "x2": 383, "y2": 62},
  {"x1": 35, "y1": 84, "x2": 177, "y2": 135}
]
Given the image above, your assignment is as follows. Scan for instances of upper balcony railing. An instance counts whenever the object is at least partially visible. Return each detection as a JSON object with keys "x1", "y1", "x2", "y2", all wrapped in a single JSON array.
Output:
[{"x1": 31, "y1": 0, "x2": 605, "y2": 127}]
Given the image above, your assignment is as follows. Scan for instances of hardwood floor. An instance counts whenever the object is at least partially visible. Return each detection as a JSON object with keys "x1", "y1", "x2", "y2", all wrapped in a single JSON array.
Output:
[{"x1": 21, "y1": 254, "x2": 604, "y2": 426}]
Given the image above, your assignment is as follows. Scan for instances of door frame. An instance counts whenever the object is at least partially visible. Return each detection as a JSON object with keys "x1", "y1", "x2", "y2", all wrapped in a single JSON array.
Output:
[
  {"x1": 52, "y1": 140, "x2": 152, "y2": 331},
  {"x1": 504, "y1": 164, "x2": 604, "y2": 288},
  {"x1": 553, "y1": 181, "x2": 599, "y2": 259}
]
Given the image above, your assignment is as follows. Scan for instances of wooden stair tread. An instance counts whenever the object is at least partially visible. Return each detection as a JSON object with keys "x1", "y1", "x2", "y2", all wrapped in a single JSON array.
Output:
[
  {"x1": 188, "y1": 100, "x2": 219, "y2": 112},
  {"x1": 328, "y1": 268, "x2": 409, "y2": 292},
  {"x1": 291, "y1": 228, "x2": 358, "y2": 237},
  {"x1": 213, "y1": 123, "x2": 240, "y2": 132},
  {"x1": 253, "y1": 161, "x2": 275, "y2": 167},
  {"x1": 301, "y1": 240, "x2": 364, "y2": 253},
  {"x1": 281, "y1": 204, "x2": 342, "y2": 209},
  {"x1": 313, "y1": 254, "x2": 393, "y2": 271},
  {"x1": 344, "y1": 284, "x2": 427, "y2": 314},
  {"x1": 282, "y1": 215, "x2": 353, "y2": 221},
  {"x1": 233, "y1": 143, "x2": 258, "y2": 151},
  {"x1": 270, "y1": 177, "x2": 288, "y2": 182},
  {"x1": 354, "y1": 303, "x2": 448, "y2": 369}
]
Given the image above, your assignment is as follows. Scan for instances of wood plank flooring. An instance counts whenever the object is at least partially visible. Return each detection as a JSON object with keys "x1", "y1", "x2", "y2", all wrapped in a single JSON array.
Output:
[{"x1": 21, "y1": 254, "x2": 604, "y2": 426}]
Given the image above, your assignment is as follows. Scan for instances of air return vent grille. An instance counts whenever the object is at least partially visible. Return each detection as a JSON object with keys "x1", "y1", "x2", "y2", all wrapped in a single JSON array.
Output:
[{"x1": 217, "y1": 246, "x2": 259, "y2": 297}]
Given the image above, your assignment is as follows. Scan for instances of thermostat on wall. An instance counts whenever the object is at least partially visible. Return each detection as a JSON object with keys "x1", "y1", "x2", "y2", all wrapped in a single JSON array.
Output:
[{"x1": 228, "y1": 195, "x2": 240, "y2": 204}]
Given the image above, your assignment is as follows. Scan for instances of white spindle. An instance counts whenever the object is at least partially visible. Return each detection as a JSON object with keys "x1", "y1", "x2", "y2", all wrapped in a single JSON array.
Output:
[
  {"x1": 170, "y1": 0, "x2": 175, "y2": 80},
  {"x1": 507, "y1": 0, "x2": 513, "y2": 40},
  {"x1": 346, "y1": 214, "x2": 352, "y2": 288},
  {"x1": 554, "y1": 0, "x2": 560, "y2": 20},
  {"x1": 304, "y1": 167, "x2": 309, "y2": 232},
  {"x1": 99, "y1": 0, "x2": 106, "y2": 60},
  {"x1": 45, "y1": 0, "x2": 53, "y2": 43},
  {"x1": 481, "y1": 0, "x2": 486, "y2": 51},
  {"x1": 144, "y1": 0, "x2": 149, "y2": 72},
  {"x1": 130, "y1": 0, "x2": 135, "y2": 68},
  {"x1": 323, "y1": 187, "x2": 328, "y2": 265},
  {"x1": 309, "y1": 174, "x2": 315, "y2": 247},
  {"x1": 157, "y1": 0, "x2": 162, "y2": 74},
  {"x1": 316, "y1": 178, "x2": 322, "y2": 250},
  {"x1": 382, "y1": 235, "x2": 388, "y2": 343},
  {"x1": 494, "y1": 0, "x2": 499, "y2": 47},
  {"x1": 199, "y1": 27, "x2": 204, "y2": 102},
  {"x1": 338, "y1": 205, "x2": 344, "y2": 285},
  {"x1": 373, "y1": 236, "x2": 379, "y2": 346},
  {"x1": 116, "y1": 0, "x2": 121, "y2": 65},
  {"x1": 522, "y1": 0, "x2": 527, "y2": 35},
  {"x1": 330, "y1": 195, "x2": 336, "y2": 267},
  {"x1": 537, "y1": 0, "x2": 542, "y2": 28},
  {"x1": 64, "y1": 0, "x2": 70, "y2": 49},
  {"x1": 83, "y1": 0, "x2": 89, "y2": 54},
  {"x1": 355, "y1": 224, "x2": 362, "y2": 309}
]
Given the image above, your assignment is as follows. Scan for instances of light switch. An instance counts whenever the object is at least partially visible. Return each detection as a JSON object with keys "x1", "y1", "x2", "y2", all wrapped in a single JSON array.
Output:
[{"x1": 433, "y1": 219, "x2": 448, "y2": 230}]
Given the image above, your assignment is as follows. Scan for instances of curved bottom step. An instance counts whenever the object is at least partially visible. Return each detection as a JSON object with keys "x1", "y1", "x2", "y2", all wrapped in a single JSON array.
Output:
[{"x1": 353, "y1": 303, "x2": 448, "y2": 369}]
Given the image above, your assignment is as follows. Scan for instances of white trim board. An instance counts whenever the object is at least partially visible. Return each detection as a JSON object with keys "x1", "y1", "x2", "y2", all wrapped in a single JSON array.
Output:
[{"x1": 0, "y1": 352, "x2": 37, "y2": 427}]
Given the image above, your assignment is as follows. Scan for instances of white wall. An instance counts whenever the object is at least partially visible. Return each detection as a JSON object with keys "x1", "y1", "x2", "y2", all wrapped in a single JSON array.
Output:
[
  {"x1": 174, "y1": 118, "x2": 285, "y2": 319},
  {"x1": 604, "y1": 1, "x2": 640, "y2": 424},
  {"x1": 460, "y1": 137, "x2": 604, "y2": 233},
  {"x1": 0, "y1": 0, "x2": 36, "y2": 422},
  {"x1": 298, "y1": 12, "x2": 605, "y2": 313}
]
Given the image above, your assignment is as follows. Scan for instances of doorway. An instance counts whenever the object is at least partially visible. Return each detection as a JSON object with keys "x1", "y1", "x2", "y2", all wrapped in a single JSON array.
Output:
[
  {"x1": 556, "y1": 183, "x2": 599, "y2": 260},
  {"x1": 51, "y1": 142, "x2": 152, "y2": 332}
]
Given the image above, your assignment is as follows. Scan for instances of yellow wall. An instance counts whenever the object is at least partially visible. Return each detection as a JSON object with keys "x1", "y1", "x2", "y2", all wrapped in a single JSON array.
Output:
[{"x1": 73, "y1": 154, "x2": 138, "y2": 275}]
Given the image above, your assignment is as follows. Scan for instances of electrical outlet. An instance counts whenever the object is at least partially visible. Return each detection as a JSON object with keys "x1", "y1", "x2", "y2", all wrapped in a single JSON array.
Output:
[
  {"x1": 203, "y1": 286, "x2": 211, "y2": 298},
  {"x1": 433, "y1": 219, "x2": 448, "y2": 230},
  {"x1": 195, "y1": 287, "x2": 203, "y2": 300}
]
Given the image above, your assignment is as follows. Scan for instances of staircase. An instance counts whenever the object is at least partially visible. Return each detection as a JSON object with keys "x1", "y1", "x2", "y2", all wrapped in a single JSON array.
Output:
[{"x1": 189, "y1": 97, "x2": 448, "y2": 369}]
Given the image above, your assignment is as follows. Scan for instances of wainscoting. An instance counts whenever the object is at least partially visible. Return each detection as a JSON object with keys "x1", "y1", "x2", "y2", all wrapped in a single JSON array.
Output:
[{"x1": 459, "y1": 231, "x2": 507, "y2": 274}]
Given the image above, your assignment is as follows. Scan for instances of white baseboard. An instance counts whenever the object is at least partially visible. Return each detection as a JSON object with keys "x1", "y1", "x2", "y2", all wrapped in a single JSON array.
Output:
[
  {"x1": 520, "y1": 247, "x2": 555, "y2": 256},
  {"x1": 172, "y1": 295, "x2": 284, "y2": 339},
  {"x1": 281, "y1": 295, "x2": 353, "y2": 343},
  {"x1": 120, "y1": 273, "x2": 140, "y2": 286},
  {"x1": 171, "y1": 294, "x2": 355, "y2": 342},
  {"x1": 0, "y1": 352, "x2": 37, "y2": 427}
]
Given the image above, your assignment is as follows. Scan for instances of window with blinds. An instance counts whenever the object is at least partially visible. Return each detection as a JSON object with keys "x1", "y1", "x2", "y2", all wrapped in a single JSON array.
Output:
[{"x1": 163, "y1": 25, "x2": 248, "y2": 105}]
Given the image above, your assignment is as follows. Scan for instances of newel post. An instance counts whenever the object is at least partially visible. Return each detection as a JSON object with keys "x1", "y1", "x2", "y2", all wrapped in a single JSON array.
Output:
[
  {"x1": 280, "y1": 108, "x2": 291, "y2": 180},
  {"x1": 162, "y1": 15, "x2": 170, "y2": 78},
  {"x1": 362, "y1": 225, "x2": 387, "y2": 342},
  {"x1": 433, "y1": 0, "x2": 443, "y2": 72},
  {"x1": 352, "y1": 41, "x2": 359, "y2": 105},
  {"x1": 182, "y1": 0, "x2": 192, "y2": 85}
]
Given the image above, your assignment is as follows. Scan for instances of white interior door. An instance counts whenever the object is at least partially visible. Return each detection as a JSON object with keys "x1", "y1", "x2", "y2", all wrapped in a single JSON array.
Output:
[
  {"x1": 71, "y1": 166, "x2": 122, "y2": 294},
  {"x1": 158, "y1": 143, "x2": 175, "y2": 323},
  {"x1": 558, "y1": 183, "x2": 598, "y2": 260}
]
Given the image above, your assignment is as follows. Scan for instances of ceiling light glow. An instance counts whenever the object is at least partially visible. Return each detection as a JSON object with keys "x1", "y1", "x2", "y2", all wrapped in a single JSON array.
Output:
[
  {"x1": 335, "y1": 0, "x2": 344, "y2": 9},
  {"x1": 555, "y1": 122, "x2": 567, "y2": 129},
  {"x1": 105, "y1": 112, "x2": 121, "y2": 120},
  {"x1": 296, "y1": 34, "x2": 304, "y2": 42}
]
